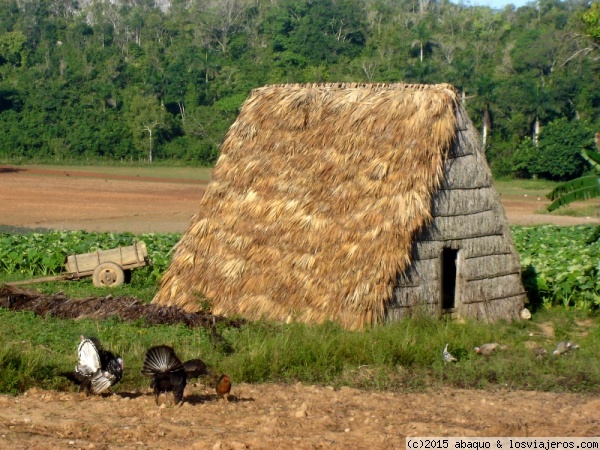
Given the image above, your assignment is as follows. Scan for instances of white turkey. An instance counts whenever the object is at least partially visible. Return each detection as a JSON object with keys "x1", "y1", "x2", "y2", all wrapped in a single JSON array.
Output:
[
  {"x1": 63, "y1": 336, "x2": 124, "y2": 395},
  {"x1": 443, "y1": 343, "x2": 457, "y2": 363}
]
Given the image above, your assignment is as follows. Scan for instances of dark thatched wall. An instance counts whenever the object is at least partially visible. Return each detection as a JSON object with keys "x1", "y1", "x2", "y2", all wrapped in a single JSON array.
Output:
[{"x1": 153, "y1": 82, "x2": 526, "y2": 329}]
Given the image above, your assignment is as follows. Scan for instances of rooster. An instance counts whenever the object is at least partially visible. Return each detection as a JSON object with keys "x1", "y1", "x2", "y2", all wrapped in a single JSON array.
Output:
[
  {"x1": 63, "y1": 336, "x2": 124, "y2": 395},
  {"x1": 215, "y1": 374, "x2": 232, "y2": 402},
  {"x1": 142, "y1": 346, "x2": 210, "y2": 405}
]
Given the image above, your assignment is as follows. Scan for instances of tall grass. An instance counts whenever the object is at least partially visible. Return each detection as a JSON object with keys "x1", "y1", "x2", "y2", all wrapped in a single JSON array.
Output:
[{"x1": 0, "y1": 307, "x2": 598, "y2": 396}]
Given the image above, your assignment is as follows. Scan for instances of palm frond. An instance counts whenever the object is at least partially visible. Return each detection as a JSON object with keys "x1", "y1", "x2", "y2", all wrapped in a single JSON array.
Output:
[{"x1": 547, "y1": 184, "x2": 600, "y2": 211}]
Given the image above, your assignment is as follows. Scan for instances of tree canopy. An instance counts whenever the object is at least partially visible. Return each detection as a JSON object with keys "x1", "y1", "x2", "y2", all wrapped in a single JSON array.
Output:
[{"x1": 0, "y1": 0, "x2": 599, "y2": 169}]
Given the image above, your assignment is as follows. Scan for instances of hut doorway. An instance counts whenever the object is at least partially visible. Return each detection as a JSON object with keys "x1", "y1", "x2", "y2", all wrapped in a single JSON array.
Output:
[{"x1": 441, "y1": 248, "x2": 459, "y2": 313}]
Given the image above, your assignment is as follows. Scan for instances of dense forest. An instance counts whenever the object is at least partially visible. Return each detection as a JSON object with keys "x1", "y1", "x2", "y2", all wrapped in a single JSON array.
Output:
[{"x1": 0, "y1": 0, "x2": 599, "y2": 178}]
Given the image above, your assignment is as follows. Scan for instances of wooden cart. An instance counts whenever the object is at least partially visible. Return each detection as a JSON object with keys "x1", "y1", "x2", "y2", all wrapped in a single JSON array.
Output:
[{"x1": 7, "y1": 241, "x2": 150, "y2": 288}]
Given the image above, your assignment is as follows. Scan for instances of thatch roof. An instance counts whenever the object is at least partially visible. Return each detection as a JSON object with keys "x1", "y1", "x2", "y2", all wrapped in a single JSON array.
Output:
[{"x1": 153, "y1": 83, "x2": 461, "y2": 329}]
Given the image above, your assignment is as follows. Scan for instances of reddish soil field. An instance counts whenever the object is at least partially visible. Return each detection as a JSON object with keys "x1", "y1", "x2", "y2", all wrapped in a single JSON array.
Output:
[
  {"x1": 1, "y1": 165, "x2": 598, "y2": 233},
  {"x1": 0, "y1": 166, "x2": 208, "y2": 233},
  {"x1": 0, "y1": 165, "x2": 599, "y2": 448}
]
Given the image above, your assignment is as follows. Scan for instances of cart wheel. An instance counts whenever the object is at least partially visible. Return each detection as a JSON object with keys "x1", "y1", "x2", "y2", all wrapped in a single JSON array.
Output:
[{"x1": 92, "y1": 262, "x2": 125, "y2": 287}]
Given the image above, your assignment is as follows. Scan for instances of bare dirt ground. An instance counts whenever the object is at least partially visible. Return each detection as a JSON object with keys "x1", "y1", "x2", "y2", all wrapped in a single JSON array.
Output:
[
  {"x1": 0, "y1": 385, "x2": 599, "y2": 450},
  {"x1": 0, "y1": 165, "x2": 598, "y2": 233},
  {"x1": 0, "y1": 165, "x2": 599, "y2": 448},
  {"x1": 0, "y1": 166, "x2": 208, "y2": 233}
]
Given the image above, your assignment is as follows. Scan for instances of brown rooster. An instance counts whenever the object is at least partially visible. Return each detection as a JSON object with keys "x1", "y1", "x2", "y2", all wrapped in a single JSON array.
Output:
[{"x1": 215, "y1": 374, "x2": 231, "y2": 402}]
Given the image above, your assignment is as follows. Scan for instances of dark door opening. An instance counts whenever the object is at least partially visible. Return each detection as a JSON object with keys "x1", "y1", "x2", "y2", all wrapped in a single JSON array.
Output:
[{"x1": 441, "y1": 248, "x2": 459, "y2": 311}]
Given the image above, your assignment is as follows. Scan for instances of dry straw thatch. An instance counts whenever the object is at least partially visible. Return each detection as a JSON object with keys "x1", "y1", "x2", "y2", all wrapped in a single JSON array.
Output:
[{"x1": 153, "y1": 82, "x2": 525, "y2": 329}]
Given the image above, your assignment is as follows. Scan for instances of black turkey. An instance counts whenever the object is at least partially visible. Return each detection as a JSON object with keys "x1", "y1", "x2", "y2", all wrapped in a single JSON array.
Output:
[
  {"x1": 63, "y1": 336, "x2": 124, "y2": 395},
  {"x1": 142, "y1": 346, "x2": 213, "y2": 404},
  {"x1": 183, "y1": 358, "x2": 212, "y2": 381},
  {"x1": 141, "y1": 345, "x2": 188, "y2": 405}
]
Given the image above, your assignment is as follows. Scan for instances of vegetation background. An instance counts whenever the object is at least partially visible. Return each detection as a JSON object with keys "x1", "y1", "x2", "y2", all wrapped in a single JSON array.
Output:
[{"x1": 0, "y1": 0, "x2": 600, "y2": 179}]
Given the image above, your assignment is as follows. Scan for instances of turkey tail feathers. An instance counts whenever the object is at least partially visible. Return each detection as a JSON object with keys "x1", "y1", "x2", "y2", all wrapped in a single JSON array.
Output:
[
  {"x1": 141, "y1": 345, "x2": 184, "y2": 376},
  {"x1": 76, "y1": 338, "x2": 101, "y2": 375},
  {"x1": 90, "y1": 373, "x2": 113, "y2": 394}
]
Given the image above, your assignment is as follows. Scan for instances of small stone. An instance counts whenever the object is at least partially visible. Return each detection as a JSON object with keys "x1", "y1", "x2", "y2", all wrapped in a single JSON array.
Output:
[{"x1": 294, "y1": 409, "x2": 307, "y2": 418}]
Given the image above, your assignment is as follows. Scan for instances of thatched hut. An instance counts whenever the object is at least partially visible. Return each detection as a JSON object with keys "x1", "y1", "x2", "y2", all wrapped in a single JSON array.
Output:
[{"x1": 152, "y1": 82, "x2": 527, "y2": 330}]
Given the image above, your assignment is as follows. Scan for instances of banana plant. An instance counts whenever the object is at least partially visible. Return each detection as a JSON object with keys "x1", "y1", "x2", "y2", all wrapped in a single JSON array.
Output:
[{"x1": 546, "y1": 147, "x2": 600, "y2": 212}]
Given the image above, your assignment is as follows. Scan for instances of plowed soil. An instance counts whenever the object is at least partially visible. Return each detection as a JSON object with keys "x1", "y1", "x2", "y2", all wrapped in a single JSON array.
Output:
[{"x1": 0, "y1": 165, "x2": 599, "y2": 448}]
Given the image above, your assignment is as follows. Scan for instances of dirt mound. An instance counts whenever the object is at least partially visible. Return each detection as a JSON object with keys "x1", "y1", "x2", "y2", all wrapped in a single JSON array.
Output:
[{"x1": 0, "y1": 284, "x2": 245, "y2": 330}]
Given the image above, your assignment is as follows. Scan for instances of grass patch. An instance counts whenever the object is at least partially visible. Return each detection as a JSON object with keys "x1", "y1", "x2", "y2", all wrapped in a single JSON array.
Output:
[
  {"x1": 493, "y1": 179, "x2": 559, "y2": 196},
  {"x1": 0, "y1": 163, "x2": 212, "y2": 182},
  {"x1": 546, "y1": 204, "x2": 600, "y2": 218},
  {"x1": 0, "y1": 225, "x2": 54, "y2": 234},
  {"x1": 0, "y1": 306, "x2": 598, "y2": 396}
]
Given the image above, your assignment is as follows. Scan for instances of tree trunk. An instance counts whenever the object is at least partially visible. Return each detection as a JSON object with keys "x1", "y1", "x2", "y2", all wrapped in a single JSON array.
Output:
[
  {"x1": 533, "y1": 116, "x2": 540, "y2": 146},
  {"x1": 178, "y1": 102, "x2": 185, "y2": 124},
  {"x1": 148, "y1": 128, "x2": 153, "y2": 163},
  {"x1": 482, "y1": 107, "x2": 491, "y2": 148}
]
